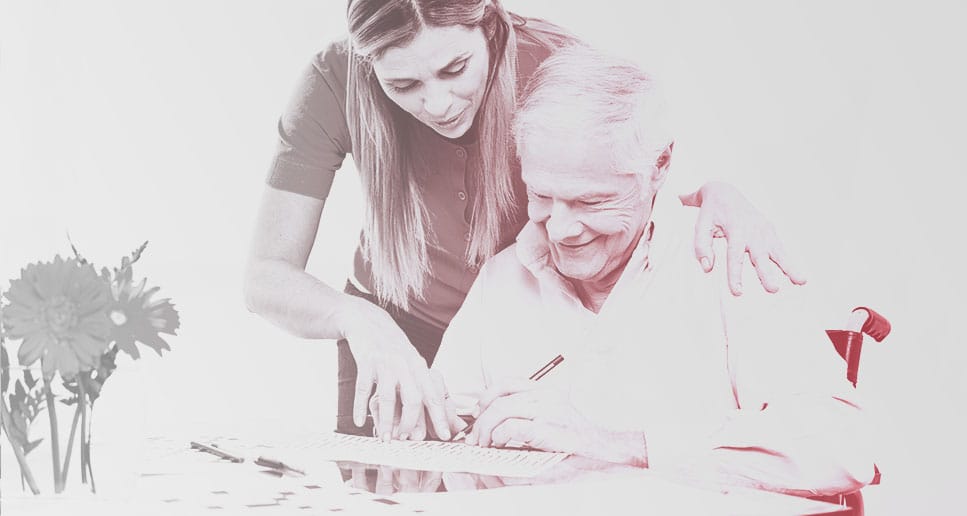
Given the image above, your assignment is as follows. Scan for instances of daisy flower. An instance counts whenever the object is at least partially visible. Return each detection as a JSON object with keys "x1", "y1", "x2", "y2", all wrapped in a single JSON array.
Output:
[
  {"x1": 2, "y1": 256, "x2": 112, "y2": 379},
  {"x1": 108, "y1": 276, "x2": 180, "y2": 359}
]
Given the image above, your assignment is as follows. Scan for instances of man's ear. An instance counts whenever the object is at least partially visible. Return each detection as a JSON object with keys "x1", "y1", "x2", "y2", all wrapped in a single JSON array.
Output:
[{"x1": 650, "y1": 141, "x2": 674, "y2": 189}]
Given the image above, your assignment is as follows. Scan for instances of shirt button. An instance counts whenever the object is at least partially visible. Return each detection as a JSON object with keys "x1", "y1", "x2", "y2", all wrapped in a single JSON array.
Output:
[
  {"x1": 457, "y1": 191, "x2": 467, "y2": 201},
  {"x1": 464, "y1": 233, "x2": 472, "y2": 242},
  {"x1": 456, "y1": 148, "x2": 467, "y2": 159},
  {"x1": 468, "y1": 264, "x2": 479, "y2": 273}
]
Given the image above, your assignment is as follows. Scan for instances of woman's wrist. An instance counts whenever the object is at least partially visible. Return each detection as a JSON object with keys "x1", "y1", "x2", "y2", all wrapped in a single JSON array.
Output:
[
  {"x1": 330, "y1": 292, "x2": 372, "y2": 341},
  {"x1": 330, "y1": 293, "x2": 406, "y2": 347}
]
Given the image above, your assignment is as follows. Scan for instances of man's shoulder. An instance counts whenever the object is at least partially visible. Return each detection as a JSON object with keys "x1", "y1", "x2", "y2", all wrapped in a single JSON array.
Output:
[
  {"x1": 477, "y1": 244, "x2": 539, "y2": 289},
  {"x1": 442, "y1": 243, "x2": 543, "y2": 347},
  {"x1": 460, "y1": 243, "x2": 546, "y2": 315}
]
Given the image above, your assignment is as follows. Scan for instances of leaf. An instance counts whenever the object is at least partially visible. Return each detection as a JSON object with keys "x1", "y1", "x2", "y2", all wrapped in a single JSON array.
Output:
[
  {"x1": 67, "y1": 233, "x2": 89, "y2": 265},
  {"x1": 13, "y1": 380, "x2": 26, "y2": 404},
  {"x1": 9, "y1": 409, "x2": 29, "y2": 443},
  {"x1": 129, "y1": 241, "x2": 149, "y2": 265},
  {"x1": 6, "y1": 423, "x2": 28, "y2": 447},
  {"x1": 82, "y1": 347, "x2": 117, "y2": 404},
  {"x1": 25, "y1": 401, "x2": 42, "y2": 421},
  {"x1": 112, "y1": 241, "x2": 149, "y2": 287},
  {"x1": 80, "y1": 372, "x2": 103, "y2": 403},
  {"x1": 60, "y1": 396, "x2": 78, "y2": 406},
  {"x1": 24, "y1": 368, "x2": 36, "y2": 389},
  {"x1": 1, "y1": 344, "x2": 8, "y2": 393},
  {"x1": 117, "y1": 256, "x2": 133, "y2": 284},
  {"x1": 62, "y1": 379, "x2": 80, "y2": 395},
  {"x1": 98, "y1": 346, "x2": 119, "y2": 375},
  {"x1": 23, "y1": 438, "x2": 44, "y2": 455}
]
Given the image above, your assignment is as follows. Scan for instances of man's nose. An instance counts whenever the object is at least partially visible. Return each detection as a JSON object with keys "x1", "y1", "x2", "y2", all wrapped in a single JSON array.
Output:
[
  {"x1": 545, "y1": 203, "x2": 583, "y2": 242},
  {"x1": 422, "y1": 82, "x2": 453, "y2": 118}
]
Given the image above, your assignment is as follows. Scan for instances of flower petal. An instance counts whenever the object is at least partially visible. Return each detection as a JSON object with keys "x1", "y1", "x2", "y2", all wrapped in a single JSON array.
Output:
[
  {"x1": 18, "y1": 333, "x2": 50, "y2": 367},
  {"x1": 78, "y1": 314, "x2": 112, "y2": 340},
  {"x1": 41, "y1": 354, "x2": 56, "y2": 379},
  {"x1": 4, "y1": 280, "x2": 44, "y2": 309},
  {"x1": 138, "y1": 333, "x2": 171, "y2": 356},
  {"x1": 150, "y1": 301, "x2": 180, "y2": 333},
  {"x1": 115, "y1": 334, "x2": 140, "y2": 359},
  {"x1": 3, "y1": 319, "x2": 47, "y2": 339},
  {"x1": 58, "y1": 350, "x2": 80, "y2": 379},
  {"x1": 2, "y1": 302, "x2": 38, "y2": 323},
  {"x1": 73, "y1": 332, "x2": 109, "y2": 361}
]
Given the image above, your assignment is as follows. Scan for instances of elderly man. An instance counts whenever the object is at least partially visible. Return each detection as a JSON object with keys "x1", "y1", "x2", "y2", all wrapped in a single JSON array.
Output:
[{"x1": 432, "y1": 45, "x2": 875, "y2": 496}]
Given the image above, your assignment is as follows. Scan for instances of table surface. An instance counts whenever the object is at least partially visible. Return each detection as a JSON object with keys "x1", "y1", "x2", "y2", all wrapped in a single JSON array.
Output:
[{"x1": 2, "y1": 431, "x2": 850, "y2": 516}]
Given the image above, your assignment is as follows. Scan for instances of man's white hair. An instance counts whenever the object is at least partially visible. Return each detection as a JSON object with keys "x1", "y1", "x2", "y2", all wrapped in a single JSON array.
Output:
[{"x1": 513, "y1": 44, "x2": 672, "y2": 175}]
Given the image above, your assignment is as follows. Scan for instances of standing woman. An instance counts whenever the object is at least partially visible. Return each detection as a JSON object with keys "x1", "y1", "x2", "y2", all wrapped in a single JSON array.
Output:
[{"x1": 244, "y1": 0, "x2": 803, "y2": 441}]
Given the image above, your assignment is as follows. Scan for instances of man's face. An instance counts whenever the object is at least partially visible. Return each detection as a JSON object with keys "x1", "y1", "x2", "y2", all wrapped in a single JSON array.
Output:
[{"x1": 521, "y1": 135, "x2": 657, "y2": 284}]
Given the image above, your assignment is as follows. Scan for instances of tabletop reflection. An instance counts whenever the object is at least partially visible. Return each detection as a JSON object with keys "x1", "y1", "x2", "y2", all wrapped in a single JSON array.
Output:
[{"x1": 336, "y1": 456, "x2": 641, "y2": 495}]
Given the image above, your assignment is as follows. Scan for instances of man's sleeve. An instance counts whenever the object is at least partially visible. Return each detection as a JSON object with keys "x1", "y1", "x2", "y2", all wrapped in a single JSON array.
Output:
[
  {"x1": 707, "y1": 280, "x2": 877, "y2": 495},
  {"x1": 432, "y1": 262, "x2": 494, "y2": 408},
  {"x1": 266, "y1": 39, "x2": 352, "y2": 200}
]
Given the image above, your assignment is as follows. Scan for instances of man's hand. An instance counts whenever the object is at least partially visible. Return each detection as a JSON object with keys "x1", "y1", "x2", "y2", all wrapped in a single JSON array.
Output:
[
  {"x1": 681, "y1": 182, "x2": 807, "y2": 296},
  {"x1": 335, "y1": 296, "x2": 451, "y2": 441},
  {"x1": 464, "y1": 381, "x2": 628, "y2": 460},
  {"x1": 465, "y1": 380, "x2": 648, "y2": 466},
  {"x1": 466, "y1": 380, "x2": 593, "y2": 452}
]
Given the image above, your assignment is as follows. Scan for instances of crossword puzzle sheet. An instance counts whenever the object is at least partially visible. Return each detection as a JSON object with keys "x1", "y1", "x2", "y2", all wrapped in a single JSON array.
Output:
[{"x1": 285, "y1": 433, "x2": 568, "y2": 477}]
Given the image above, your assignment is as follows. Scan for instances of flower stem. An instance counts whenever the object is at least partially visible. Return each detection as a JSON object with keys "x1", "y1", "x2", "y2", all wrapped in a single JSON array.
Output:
[
  {"x1": 78, "y1": 378, "x2": 95, "y2": 492},
  {"x1": 0, "y1": 396, "x2": 40, "y2": 494},
  {"x1": 43, "y1": 376, "x2": 64, "y2": 493},
  {"x1": 60, "y1": 402, "x2": 83, "y2": 485}
]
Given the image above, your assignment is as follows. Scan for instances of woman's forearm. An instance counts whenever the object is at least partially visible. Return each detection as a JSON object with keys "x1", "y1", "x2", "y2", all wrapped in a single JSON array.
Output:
[{"x1": 243, "y1": 257, "x2": 358, "y2": 341}]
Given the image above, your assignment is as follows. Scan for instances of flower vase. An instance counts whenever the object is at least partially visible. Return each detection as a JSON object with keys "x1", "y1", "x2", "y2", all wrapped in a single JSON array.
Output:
[
  {"x1": 1, "y1": 379, "x2": 97, "y2": 496},
  {"x1": 2, "y1": 249, "x2": 179, "y2": 499}
]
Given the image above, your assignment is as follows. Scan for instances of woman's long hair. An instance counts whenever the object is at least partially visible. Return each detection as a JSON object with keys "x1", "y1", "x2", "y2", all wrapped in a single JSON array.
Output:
[{"x1": 346, "y1": 0, "x2": 575, "y2": 309}]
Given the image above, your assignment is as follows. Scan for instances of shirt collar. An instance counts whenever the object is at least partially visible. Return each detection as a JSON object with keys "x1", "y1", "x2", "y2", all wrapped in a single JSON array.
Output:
[{"x1": 515, "y1": 218, "x2": 656, "y2": 311}]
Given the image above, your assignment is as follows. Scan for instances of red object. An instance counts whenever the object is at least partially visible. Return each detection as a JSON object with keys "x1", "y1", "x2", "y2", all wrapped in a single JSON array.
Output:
[
  {"x1": 821, "y1": 307, "x2": 892, "y2": 512},
  {"x1": 826, "y1": 330, "x2": 864, "y2": 387},
  {"x1": 854, "y1": 306, "x2": 891, "y2": 342},
  {"x1": 826, "y1": 307, "x2": 892, "y2": 388}
]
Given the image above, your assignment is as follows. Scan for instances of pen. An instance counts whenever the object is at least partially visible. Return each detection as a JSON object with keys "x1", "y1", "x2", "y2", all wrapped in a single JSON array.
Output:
[
  {"x1": 190, "y1": 441, "x2": 245, "y2": 463},
  {"x1": 255, "y1": 456, "x2": 306, "y2": 476},
  {"x1": 449, "y1": 354, "x2": 564, "y2": 442},
  {"x1": 189, "y1": 441, "x2": 306, "y2": 476}
]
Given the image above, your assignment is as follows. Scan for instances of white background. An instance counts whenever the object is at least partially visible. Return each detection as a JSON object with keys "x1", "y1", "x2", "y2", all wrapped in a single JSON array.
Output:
[{"x1": 1, "y1": 1, "x2": 965, "y2": 512}]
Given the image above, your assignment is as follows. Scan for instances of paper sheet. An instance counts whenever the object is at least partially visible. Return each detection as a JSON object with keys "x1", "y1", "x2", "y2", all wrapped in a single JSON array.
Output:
[
  {"x1": 131, "y1": 435, "x2": 418, "y2": 514},
  {"x1": 285, "y1": 433, "x2": 569, "y2": 477}
]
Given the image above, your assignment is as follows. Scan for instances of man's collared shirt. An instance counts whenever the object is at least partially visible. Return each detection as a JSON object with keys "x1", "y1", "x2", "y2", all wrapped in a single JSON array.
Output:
[{"x1": 433, "y1": 190, "x2": 875, "y2": 492}]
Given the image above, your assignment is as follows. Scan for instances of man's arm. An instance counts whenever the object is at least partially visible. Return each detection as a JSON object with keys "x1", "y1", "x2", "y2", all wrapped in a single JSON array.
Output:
[
  {"x1": 431, "y1": 262, "x2": 495, "y2": 416},
  {"x1": 698, "y1": 281, "x2": 877, "y2": 496},
  {"x1": 700, "y1": 394, "x2": 874, "y2": 496}
]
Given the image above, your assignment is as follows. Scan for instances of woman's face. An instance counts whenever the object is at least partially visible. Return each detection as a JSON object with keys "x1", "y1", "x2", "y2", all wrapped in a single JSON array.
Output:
[{"x1": 372, "y1": 25, "x2": 491, "y2": 139}]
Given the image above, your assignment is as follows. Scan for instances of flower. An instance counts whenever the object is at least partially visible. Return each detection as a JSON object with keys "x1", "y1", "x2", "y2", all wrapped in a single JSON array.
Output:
[
  {"x1": 2, "y1": 256, "x2": 112, "y2": 379},
  {"x1": 108, "y1": 276, "x2": 180, "y2": 359}
]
